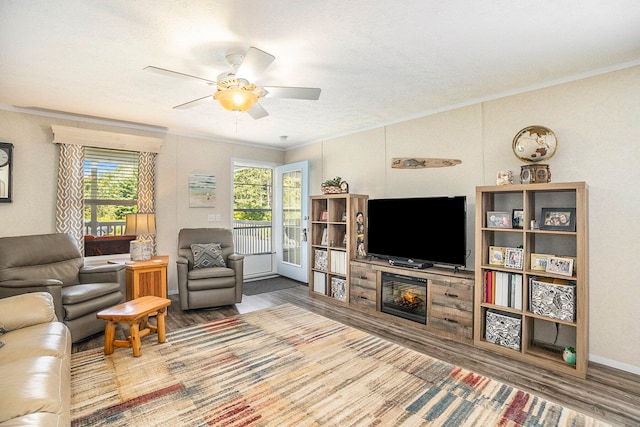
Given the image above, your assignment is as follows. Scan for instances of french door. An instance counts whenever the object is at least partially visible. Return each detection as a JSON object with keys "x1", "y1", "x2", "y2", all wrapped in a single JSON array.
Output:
[{"x1": 274, "y1": 161, "x2": 309, "y2": 282}]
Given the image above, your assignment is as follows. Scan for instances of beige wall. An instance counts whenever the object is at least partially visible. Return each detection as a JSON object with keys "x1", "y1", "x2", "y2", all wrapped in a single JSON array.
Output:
[
  {"x1": 286, "y1": 66, "x2": 640, "y2": 374},
  {"x1": 0, "y1": 110, "x2": 284, "y2": 295},
  {"x1": 1, "y1": 65, "x2": 638, "y2": 373}
]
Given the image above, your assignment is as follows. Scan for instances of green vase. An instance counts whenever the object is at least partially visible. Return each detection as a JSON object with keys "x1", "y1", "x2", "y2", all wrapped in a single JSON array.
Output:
[{"x1": 563, "y1": 348, "x2": 576, "y2": 365}]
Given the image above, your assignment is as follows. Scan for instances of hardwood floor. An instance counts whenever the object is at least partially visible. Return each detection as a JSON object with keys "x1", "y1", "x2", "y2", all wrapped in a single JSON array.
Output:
[{"x1": 74, "y1": 284, "x2": 640, "y2": 426}]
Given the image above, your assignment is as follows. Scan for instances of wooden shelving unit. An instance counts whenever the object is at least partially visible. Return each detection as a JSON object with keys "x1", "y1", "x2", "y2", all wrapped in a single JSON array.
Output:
[
  {"x1": 474, "y1": 182, "x2": 588, "y2": 377},
  {"x1": 309, "y1": 193, "x2": 368, "y2": 304}
]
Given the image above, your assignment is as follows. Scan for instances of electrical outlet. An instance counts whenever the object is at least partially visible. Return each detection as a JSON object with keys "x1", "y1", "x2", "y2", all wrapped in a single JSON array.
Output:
[{"x1": 207, "y1": 214, "x2": 221, "y2": 222}]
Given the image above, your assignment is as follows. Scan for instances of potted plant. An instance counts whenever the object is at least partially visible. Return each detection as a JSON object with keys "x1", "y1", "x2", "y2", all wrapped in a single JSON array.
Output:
[{"x1": 321, "y1": 176, "x2": 344, "y2": 194}]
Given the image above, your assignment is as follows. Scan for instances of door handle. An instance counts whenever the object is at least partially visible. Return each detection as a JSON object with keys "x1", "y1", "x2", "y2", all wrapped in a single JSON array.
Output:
[{"x1": 302, "y1": 228, "x2": 308, "y2": 242}]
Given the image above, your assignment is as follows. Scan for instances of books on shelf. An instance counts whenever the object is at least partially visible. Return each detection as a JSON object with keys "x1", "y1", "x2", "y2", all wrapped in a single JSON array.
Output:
[
  {"x1": 329, "y1": 250, "x2": 347, "y2": 274},
  {"x1": 313, "y1": 271, "x2": 326, "y2": 294},
  {"x1": 484, "y1": 270, "x2": 522, "y2": 310}
]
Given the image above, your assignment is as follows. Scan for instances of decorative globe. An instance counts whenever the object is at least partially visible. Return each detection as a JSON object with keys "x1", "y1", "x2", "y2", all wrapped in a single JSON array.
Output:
[{"x1": 512, "y1": 126, "x2": 558, "y2": 163}]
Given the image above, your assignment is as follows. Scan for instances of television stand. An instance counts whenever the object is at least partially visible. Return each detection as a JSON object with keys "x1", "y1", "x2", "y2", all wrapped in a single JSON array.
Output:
[
  {"x1": 349, "y1": 258, "x2": 474, "y2": 343},
  {"x1": 388, "y1": 258, "x2": 432, "y2": 269}
]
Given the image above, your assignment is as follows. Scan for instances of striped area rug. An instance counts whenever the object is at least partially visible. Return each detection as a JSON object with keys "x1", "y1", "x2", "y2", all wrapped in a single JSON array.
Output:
[{"x1": 71, "y1": 304, "x2": 609, "y2": 426}]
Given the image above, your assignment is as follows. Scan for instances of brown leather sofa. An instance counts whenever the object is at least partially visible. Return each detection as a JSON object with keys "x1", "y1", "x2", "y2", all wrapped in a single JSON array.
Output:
[
  {"x1": 176, "y1": 228, "x2": 244, "y2": 310},
  {"x1": 0, "y1": 292, "x2": 71, "y2": 426},
  {"x1": 0, "y1": 232, "x2": 126, "y2": 342}
]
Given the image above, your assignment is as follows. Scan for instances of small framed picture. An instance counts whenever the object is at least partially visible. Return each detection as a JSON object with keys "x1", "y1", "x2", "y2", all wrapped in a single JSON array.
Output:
[
  {"x1": 320, "y1": 210, "x2": 329, "y2": 221},
  {"x1": 489, "y1": 246, "x2": 506, "y2": 266},
  {"x1": 512, "y1": 209, "x2": 524, "y2": 229},
  {"x1": 530, "y1": 253, "x2": 554, "y2": 271},
  {"x1": 487, "y1": 211, "x2": 512, "y2": 228},
  {"x1": 540, "y1": 208, "x2": 576, "y2": 231},
  {"x1": 504, "y1": 247, "x2": 524, "y2": 270},
  {"x1": 546, "y1": 256, "x2": 574, "y2": 277}
]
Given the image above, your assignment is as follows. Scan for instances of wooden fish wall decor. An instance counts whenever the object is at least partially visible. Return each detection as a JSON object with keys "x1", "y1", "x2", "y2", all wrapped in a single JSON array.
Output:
[{"x1": 391, "y1": 158, "x2": 462, "y2": 169}]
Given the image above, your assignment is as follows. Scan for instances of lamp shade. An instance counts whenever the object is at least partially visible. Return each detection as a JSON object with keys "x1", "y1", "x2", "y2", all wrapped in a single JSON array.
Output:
[
  {"x1": 214, "y1": 89, "x2": 258, "y2": 112},
  {"x1": 124, "y1": 213, "x2": 156, "y2": 236}
]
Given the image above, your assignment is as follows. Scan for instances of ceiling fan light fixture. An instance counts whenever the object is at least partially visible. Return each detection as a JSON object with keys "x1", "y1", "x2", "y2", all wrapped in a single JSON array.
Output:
[{"x1": 214, "y1": 89, "x2": 258, "y2": 112}]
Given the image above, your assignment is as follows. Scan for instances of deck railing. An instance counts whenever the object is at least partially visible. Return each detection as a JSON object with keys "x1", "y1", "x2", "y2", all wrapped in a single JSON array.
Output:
[
  {"x1": 83, "y1": 219, "x2": 274, "y2": 256},
  {"x1": 233, "y1": 220, "x2": 272, "y2": 255},
  {"x1": 84, "y1": 221, "x2": 127, "y2": 237}
]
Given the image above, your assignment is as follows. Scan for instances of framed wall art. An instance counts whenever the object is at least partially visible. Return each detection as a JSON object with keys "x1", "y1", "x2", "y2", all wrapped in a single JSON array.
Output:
[
  {"x1": 189, "y1": 173, "x2": 216, "y2": 207},
  {"x1": 540, "y1": 208, "x2": 576, "y2": 231}
]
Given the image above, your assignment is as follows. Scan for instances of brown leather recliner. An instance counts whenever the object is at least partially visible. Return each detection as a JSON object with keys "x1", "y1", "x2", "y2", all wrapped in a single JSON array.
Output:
[
  {"x1": 0, "y1": 233, "x2": 126, "y2": 342},
  {"x1": 176, "y1": 228, "x2": 244, "y2": 310}
]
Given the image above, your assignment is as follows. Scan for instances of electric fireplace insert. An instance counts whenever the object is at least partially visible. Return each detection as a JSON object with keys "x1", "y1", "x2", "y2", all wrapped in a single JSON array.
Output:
[{"x1": 381, "y1": 272, "x2": 427, "y2": 324}]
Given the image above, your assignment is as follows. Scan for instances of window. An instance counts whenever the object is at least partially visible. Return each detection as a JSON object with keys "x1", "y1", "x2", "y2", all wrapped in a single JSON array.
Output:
[
  {"x1": 233, "y1": 164, "x2": 273, "y2": 255},
  {"x1": 83, "y1": 147, "x2": 139, "y2": 256}
]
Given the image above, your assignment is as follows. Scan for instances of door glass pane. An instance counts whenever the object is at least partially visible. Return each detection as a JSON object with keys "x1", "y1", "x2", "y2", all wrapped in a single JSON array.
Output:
[
  {"x1": 282, "y1": 169, "x2": 301, "y2": 266},
  {"x1": 233, "y1": 165, "x2": 272, "y2": 255}
]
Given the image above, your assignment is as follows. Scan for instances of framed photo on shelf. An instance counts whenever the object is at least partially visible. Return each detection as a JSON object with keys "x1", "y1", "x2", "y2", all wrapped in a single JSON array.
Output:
[
  {"x1": 540, "y1": 208, "x2": 576, "y2": 231},
  {"x1": 546, "y1": 256, "x2": 574, "y2": 276},
  {"x1": 487, "y1": 211, "x2": 512, "y2": 228},
  {"x1": 489, "y1": 246, "x2": 506, "y2": 266},
  {"x1": 320, "y1": 227, "x2": 328, "y2": 245},
  {"x1": 512, "y1": 209, "x2": 524, "y2": 229},
  {"x1": 504, "y1": 247, "x2": 524, "y2": 270},
  {"x1": 320, "y1": 210, "x2": 329, "y2": 221},
  {"x1": 530, "y1": 253, "x2": 554, "y2": 271}
]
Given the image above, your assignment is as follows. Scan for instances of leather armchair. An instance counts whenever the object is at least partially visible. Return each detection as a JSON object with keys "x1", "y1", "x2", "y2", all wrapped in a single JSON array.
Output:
[
  {"x1": 0, "y1": 233, "x2": 126, "y2": 342},
  {"x1": 176, "y1": 228, "x2": 244, "y2": 310}
]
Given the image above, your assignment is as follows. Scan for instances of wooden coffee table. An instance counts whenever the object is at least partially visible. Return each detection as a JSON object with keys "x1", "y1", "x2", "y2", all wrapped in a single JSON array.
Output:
[{"x1": 96, "y1": 296, "x2": 171, "y2": 357}]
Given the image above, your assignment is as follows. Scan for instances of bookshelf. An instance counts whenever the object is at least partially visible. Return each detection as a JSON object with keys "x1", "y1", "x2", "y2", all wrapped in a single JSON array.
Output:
[
  {"x1": 474, "y1": 182, "x2": 588, "y2": 377},
  {"x1": 309, "y1": 193, "x2": 368, "y2": 303}
]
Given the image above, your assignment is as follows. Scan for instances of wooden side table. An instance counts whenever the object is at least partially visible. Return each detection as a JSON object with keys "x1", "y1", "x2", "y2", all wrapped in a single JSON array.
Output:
[{"x1": 109, "y1": 255, "x2": 169, "y2": 300}]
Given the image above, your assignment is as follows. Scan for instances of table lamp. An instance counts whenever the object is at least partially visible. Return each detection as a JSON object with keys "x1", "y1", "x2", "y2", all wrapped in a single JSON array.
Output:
[{"x1": 124, "y1": 213, "x2": 156, "y2": 261}]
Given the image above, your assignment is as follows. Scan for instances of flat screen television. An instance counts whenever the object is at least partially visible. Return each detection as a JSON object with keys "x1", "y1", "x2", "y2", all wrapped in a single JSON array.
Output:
[{"x1": 367, "y1": 196, "x2": 467, "y2": 269}]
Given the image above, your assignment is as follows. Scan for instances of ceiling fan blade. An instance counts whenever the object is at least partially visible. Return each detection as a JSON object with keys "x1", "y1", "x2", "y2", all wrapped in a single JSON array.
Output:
[
  {"x1": 263, "y1": 86, "x2": 321, "y2": 100},
  {"x1": 173, "y1": 95, "x2": 213, "y2": 109},
  {"x1": 247, "y1": 102, "x2": 269, "y2": 120},
  {"x1": 144, "y1": 66, "x2": 216, "y2": 85},
  {"x1": 236, "y1": 47, "x2": 275, "y2": 82}
]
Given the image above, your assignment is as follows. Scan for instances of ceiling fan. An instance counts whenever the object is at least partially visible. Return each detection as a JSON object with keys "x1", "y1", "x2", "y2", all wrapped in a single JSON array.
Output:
[{"x1": 144, "y1": 47, "x2": 321, "y2": 119}]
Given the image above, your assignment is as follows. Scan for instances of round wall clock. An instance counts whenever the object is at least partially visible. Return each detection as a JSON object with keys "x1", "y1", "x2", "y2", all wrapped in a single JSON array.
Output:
[{"x1": 0, "y1": 142, "x2": 13, "y2": 202}]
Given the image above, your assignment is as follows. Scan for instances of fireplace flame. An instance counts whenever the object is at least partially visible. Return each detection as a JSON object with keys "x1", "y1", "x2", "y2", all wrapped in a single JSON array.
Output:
[{"x1": 394, "y1": 288, "x2": 423, "y2": 306}]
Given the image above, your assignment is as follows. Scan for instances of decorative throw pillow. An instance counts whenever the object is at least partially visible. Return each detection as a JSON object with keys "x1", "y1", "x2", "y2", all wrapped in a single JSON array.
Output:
[{"x1": 191, "y1": 243, "x2": 226, "y2": 269}]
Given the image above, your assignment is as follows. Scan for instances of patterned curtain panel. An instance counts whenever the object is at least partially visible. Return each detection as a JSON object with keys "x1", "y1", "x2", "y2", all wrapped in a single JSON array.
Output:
[
  {"x1": 138, "y1": 151, "x2": 157, "y2": 254},
  {"x1": 55, "y1": 144, "x2": 85, "y2": 251}
]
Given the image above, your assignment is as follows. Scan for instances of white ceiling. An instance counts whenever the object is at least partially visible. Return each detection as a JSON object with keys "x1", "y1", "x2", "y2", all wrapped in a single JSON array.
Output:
[{"x1": 1, "y1": 1, "x2": 639, "y2": 149}]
